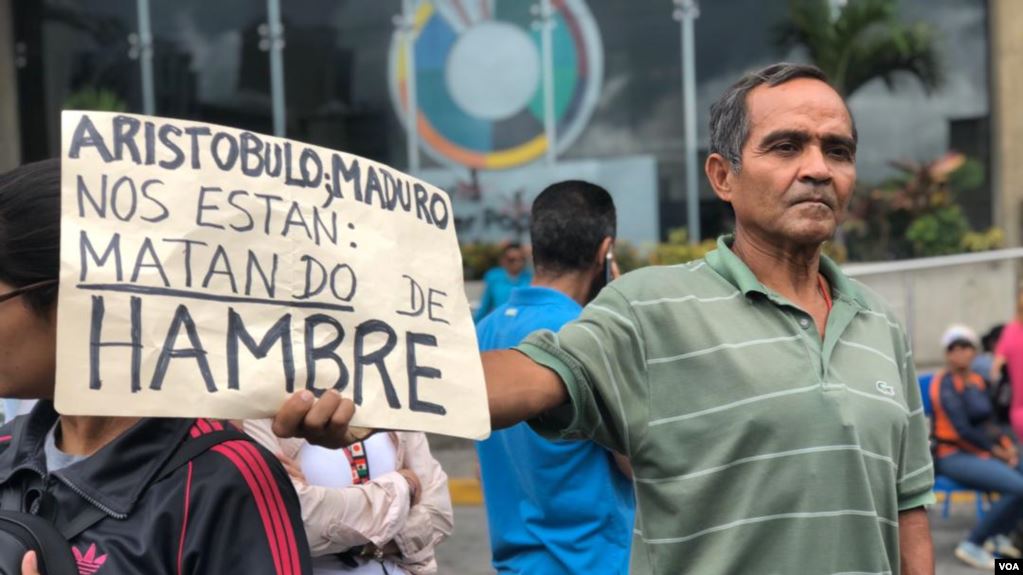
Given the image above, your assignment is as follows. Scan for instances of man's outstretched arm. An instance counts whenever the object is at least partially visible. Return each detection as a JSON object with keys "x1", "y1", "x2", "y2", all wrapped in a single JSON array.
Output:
[
  {"x1": 273, "y1": 350, "x2": 568, "y2": 447},
  {"x1": 483, "y1": 349, "x2": 567, "y2": 429}
]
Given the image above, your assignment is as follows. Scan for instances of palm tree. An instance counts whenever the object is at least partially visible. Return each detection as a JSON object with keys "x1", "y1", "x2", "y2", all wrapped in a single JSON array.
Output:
[{"x1": 777, "y1": 0, "x2": 942, "y2": 97}]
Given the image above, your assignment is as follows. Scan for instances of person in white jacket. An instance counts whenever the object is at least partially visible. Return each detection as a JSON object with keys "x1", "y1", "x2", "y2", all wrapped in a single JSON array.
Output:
[{"x1": 245, "y1": 419, "x2": 453, "y2": 575}]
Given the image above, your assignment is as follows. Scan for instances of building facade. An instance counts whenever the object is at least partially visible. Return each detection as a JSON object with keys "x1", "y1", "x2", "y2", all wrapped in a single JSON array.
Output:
[{"x1": 0, "y1": 0, "x2": 1010, "y2": 246}]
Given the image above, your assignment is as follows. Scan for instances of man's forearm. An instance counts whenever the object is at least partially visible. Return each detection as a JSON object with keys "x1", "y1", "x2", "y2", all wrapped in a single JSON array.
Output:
[
  {"x1": 483, "y1": 349, "x2": 568, "y2": 429},
  {"x1": 899, "y1": 507, "x2": 934, "y2": 575}
]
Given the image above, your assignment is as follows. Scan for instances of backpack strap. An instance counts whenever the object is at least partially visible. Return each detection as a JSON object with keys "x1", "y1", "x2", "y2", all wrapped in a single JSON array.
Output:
[
  {"x1": 62, "y1": 427, "x2": 250, "y2": 541},
  {"x1": 156, "y1": 427, "x2": 251, "y2": 483}
]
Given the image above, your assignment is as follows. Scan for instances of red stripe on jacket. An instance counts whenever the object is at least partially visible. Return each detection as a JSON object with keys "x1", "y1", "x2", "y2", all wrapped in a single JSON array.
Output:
[
  {"x1": 224, "y1": 439, "x2": 301, "y2": 575},
  {"x1": 211, "y1": 440, "x2": 299, "y2": 575},
  {"x1": 235, "y1": 440, "x2": 300, "y2": 574},
  {"x1": 177, "y1": 461, "x2": 194, "y2": 575}
]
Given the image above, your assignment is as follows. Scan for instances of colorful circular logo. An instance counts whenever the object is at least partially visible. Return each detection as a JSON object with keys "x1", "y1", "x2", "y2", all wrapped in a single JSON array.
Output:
[{"x1": 389, "y1": 0, "x2": 603, "y2": 170}]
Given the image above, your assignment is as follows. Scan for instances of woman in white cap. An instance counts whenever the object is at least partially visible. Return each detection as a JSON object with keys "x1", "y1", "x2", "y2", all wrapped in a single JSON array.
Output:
[{"x1": 931, "y1": 324, "x2": 1023, "y2": 568}]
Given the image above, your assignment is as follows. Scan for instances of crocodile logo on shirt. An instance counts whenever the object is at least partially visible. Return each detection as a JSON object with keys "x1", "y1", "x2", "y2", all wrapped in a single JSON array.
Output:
[{"x1": 875, "y1": 380, "x2": 896, "y2": 397}]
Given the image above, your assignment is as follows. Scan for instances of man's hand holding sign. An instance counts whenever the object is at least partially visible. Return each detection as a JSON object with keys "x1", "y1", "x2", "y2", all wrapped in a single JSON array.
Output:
[{"x1": 58, "y1": 111, "x2": 489, "y2": 440}]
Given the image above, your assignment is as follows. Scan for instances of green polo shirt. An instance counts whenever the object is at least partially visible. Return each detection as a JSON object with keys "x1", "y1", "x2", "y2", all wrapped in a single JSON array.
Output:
[{"x1": 517, "y1": 236, "x2": 934, "y2": 574}]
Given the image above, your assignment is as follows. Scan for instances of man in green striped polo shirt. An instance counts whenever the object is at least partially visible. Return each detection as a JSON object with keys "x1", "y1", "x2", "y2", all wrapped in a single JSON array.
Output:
[
  {"x1": 273, "y1": 61, "x2": 935, "y2": 573},
  {"x1": 483, "y1": 63, "x2": 934, "y2": 574}
]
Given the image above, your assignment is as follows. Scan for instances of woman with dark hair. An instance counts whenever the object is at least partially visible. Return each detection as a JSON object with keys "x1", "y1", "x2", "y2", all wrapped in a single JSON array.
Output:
[{"x1": 0, "y1": 160, "x2": 312, "y2": 574}]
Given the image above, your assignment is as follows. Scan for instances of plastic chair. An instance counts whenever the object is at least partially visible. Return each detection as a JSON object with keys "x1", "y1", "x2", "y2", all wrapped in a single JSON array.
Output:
[{"x1": 918, "y1": 372, "x2": 991, "y2": 519}]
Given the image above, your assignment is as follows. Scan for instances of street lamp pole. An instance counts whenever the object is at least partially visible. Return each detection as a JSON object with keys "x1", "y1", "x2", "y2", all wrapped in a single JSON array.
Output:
[
  {"x1": 266, "y1": 0, "x2": 286, "y2": 137},
  {"x1": 397, "y1": 0, "x2": 421, "y2": 174},
  {"x1": 533, "y1": 0, "x2": 557, "y2": 166},
  {"x1": 136, "y1": 0, "x2": 155, "y2": 116},
  {"x1": 674, "y1": 0, "x2": 700, "y2": 245}
]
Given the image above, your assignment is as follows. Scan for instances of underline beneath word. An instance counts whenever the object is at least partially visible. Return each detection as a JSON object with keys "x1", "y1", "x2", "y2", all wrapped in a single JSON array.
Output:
[{"x1": 76, "y1": 283, "x2": 356, "y2": 313}]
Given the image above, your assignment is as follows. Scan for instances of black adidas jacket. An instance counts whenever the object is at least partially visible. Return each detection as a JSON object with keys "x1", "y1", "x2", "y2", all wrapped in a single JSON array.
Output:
[{"x1": 0, "y1": 401, "x2": 312, "y2": 574}]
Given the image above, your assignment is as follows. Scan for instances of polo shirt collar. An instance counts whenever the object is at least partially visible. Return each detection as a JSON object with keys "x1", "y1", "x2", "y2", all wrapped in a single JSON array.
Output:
[
  {"x1": 705, "y1": 235, "x2": 867, "y2": 309},
  {"x1": 507, "y1": 286, "x2": 583, "y2": 312}
]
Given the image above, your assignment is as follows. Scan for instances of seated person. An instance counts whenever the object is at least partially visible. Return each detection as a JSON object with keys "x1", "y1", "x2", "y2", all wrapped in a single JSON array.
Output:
[
  {"x1": 1, "y1": 160, "x2": 311, "y2": 574},
  {"x1": 932, "y1": 325, "x2": 1023, "y2": 569},
  {"x1": 245, "y1": 419, "x2": 452, "y2": 574}
]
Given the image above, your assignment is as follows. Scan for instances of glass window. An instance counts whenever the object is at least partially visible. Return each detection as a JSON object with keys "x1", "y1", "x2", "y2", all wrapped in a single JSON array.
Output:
[
  {"x1": 149, "y1": 0, "x2": 272, "y2": 134},
  {"x1": 15, "y1": 0, "x2": 141, "y2": 159},
  {"x1": 278, "y1": 0, "x2": 403, "y2": 165}
]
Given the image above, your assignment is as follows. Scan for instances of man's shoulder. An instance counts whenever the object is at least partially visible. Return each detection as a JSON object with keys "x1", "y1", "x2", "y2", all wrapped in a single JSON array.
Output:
[
  {"x1": 483, "y1": 267, "x2": 505, "y2": 281},
  {"x1": 846, "y1": 277, "x2": 903, "y2": 324},
  {"x1": 610, "y1": 260, "x2": 725, "y2": 300},
  {"x1": 160, "y1": 423, "x2": 282, "y2": 490},
  {"x1": 478, "y1": 298, "x2": 579, "y2": 349}
]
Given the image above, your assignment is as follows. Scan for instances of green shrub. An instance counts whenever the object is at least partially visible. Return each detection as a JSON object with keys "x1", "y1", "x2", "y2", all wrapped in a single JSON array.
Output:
[
  {"x1": 64, "y1": 88, "x2": 127, "y2": 112},
  {"x1": 460, "y1": 243, "x2": 505, "y2": 280}
]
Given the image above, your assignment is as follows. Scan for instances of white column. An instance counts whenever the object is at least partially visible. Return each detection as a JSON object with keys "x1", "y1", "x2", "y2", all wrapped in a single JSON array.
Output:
[
  {"x1": 399, "y1": 0, "x2": 421, "y2": 173},
  {"x1": 136, "y1": 0, "x2": 155, "y2": 115},
  {"x1": 267, "y1": 0, "x2": 287, "y2": 137},
  {"x1": 537, "y1": 0, "x2": 557, "y2": 165},
  {"x1": 674, "y1": 0, "x2": 700, "y2": 244}
]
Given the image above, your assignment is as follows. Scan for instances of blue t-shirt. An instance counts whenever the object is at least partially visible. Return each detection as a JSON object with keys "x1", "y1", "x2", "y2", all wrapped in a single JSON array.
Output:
[
  {"x1": 474, "y1": 267, "x2": 532, "y2": 322},
  {"x1": 475, "y1": 287, "x2": 635, "y2": 575}
]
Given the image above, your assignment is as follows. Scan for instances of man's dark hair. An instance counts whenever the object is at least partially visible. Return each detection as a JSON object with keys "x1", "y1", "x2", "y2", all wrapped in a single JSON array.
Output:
[
  {"x1": 501, "y1": 243, "x2": 523, "y2": 255},
  {"x1": 982, "y1": 324, "x2": 1005, "y2": 353},
  {"x1": 0, "y1": 159, "x2": 61, "y2": 313},
  {"x1": 709, "y1": 62, "x2": 857, "y2": 172},
  {"x1": 530, "y1": 180, "x2": 615, "y2": 275}
]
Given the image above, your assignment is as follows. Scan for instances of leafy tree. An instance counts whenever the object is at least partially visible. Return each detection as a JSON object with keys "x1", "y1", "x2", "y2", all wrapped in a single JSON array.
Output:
[{"x1": 777, "y1": 0, "x2": 942, "y2": 97}]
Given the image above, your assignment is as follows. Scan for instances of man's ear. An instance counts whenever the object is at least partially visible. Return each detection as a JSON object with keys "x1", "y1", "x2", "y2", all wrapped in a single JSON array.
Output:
[
  {"x1": 595, "y1": 236, "x2": 614, "y2": 267},
  {"x1": 706, "y1": 153, "x2": 735, "y2": 203}
]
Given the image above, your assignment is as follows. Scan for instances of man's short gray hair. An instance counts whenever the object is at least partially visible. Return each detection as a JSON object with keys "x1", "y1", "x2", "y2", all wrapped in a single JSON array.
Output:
[{"x1": 708, "y1": 62, "x2": 857, "y2": 172}]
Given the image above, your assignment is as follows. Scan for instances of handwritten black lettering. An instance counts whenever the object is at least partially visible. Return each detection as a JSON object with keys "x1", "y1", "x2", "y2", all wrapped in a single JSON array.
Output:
[
  {"x1": 406, "y1": 332, "x2": 446, "y2": 415},
  {"x1": 157, "y1": 124, "x2": 185, "y2": 170},
  {"x1": 89, "y1": 295, "x2": 142, "y2": 392},
  {"x1": 353, "y1": 320, "x2": 400, "y2": 408},
  {"x1": 79, "y1": 230, "x2": 123, "y2": 282},
  {"x1": 211, "y1": 132, "x2": 239, "y2": 171},
  {"x1": 68, "y1": 114, "x2": 113, "y2": 162},
  {"x1": 131, "y1": 238, "x2": 171, "y2": 286},
  {"x1": 227, "y1": 308, "x2": 294, "y2": 391},
  {"x1": 112, "y1": 115, "x2": 142, "y2": 163},
  {"x1": 304, "y1": 314, "x2": 349, "y2": 396},
  {"x1": 140, "y1": 179, "x2": 170, "y2": 223},
  {"x1": 150, "y1": 304, "x2": 217, "y2": 393}
]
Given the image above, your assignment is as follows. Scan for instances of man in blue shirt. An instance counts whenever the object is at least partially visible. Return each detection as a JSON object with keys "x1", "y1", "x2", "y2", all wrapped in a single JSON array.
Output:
[
  {"x1": 475, "y1": 180, "x2": 635, "y2": 575},
  {"x1": 474, "y1": 243, "x2": 532, "y2": 322}
]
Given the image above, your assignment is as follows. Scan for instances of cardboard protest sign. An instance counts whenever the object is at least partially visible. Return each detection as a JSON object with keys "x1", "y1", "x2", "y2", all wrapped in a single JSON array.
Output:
[{"x1": 56, "y1": 111, "x2": 490, "y2": 440}]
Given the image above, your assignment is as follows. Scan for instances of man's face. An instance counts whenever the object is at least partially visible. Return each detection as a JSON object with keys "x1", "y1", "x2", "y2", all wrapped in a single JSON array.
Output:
[
  {"x1": 946, "y1": 343, "x2": 977, "y2": 372},
  {"x1": 501, "y1": 248, "x2": 526, "y2": 276},
  {"x1": 714, "y1": 78, "x2": 857, "y2": 247}
]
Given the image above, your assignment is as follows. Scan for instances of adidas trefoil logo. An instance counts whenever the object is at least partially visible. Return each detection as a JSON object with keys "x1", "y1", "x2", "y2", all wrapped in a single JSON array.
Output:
[{"x1": 72, "y1": 543, "x2": 107, "y2": 575}]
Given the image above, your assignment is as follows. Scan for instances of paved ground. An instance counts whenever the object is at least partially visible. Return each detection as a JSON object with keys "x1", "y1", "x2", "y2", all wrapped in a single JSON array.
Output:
[
  {"x1": 431, "y1": 438, "x2": 1001, "y2": 574},
  {"x1": 435, "y1": 505, "x2": 495, "y2": 575},
  {"x1": 431, "y1": 436, "x2": 494, "y2": 574},
  {"x1": 932, "y1": 500, "x2": 1001, "y2": 575}
]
